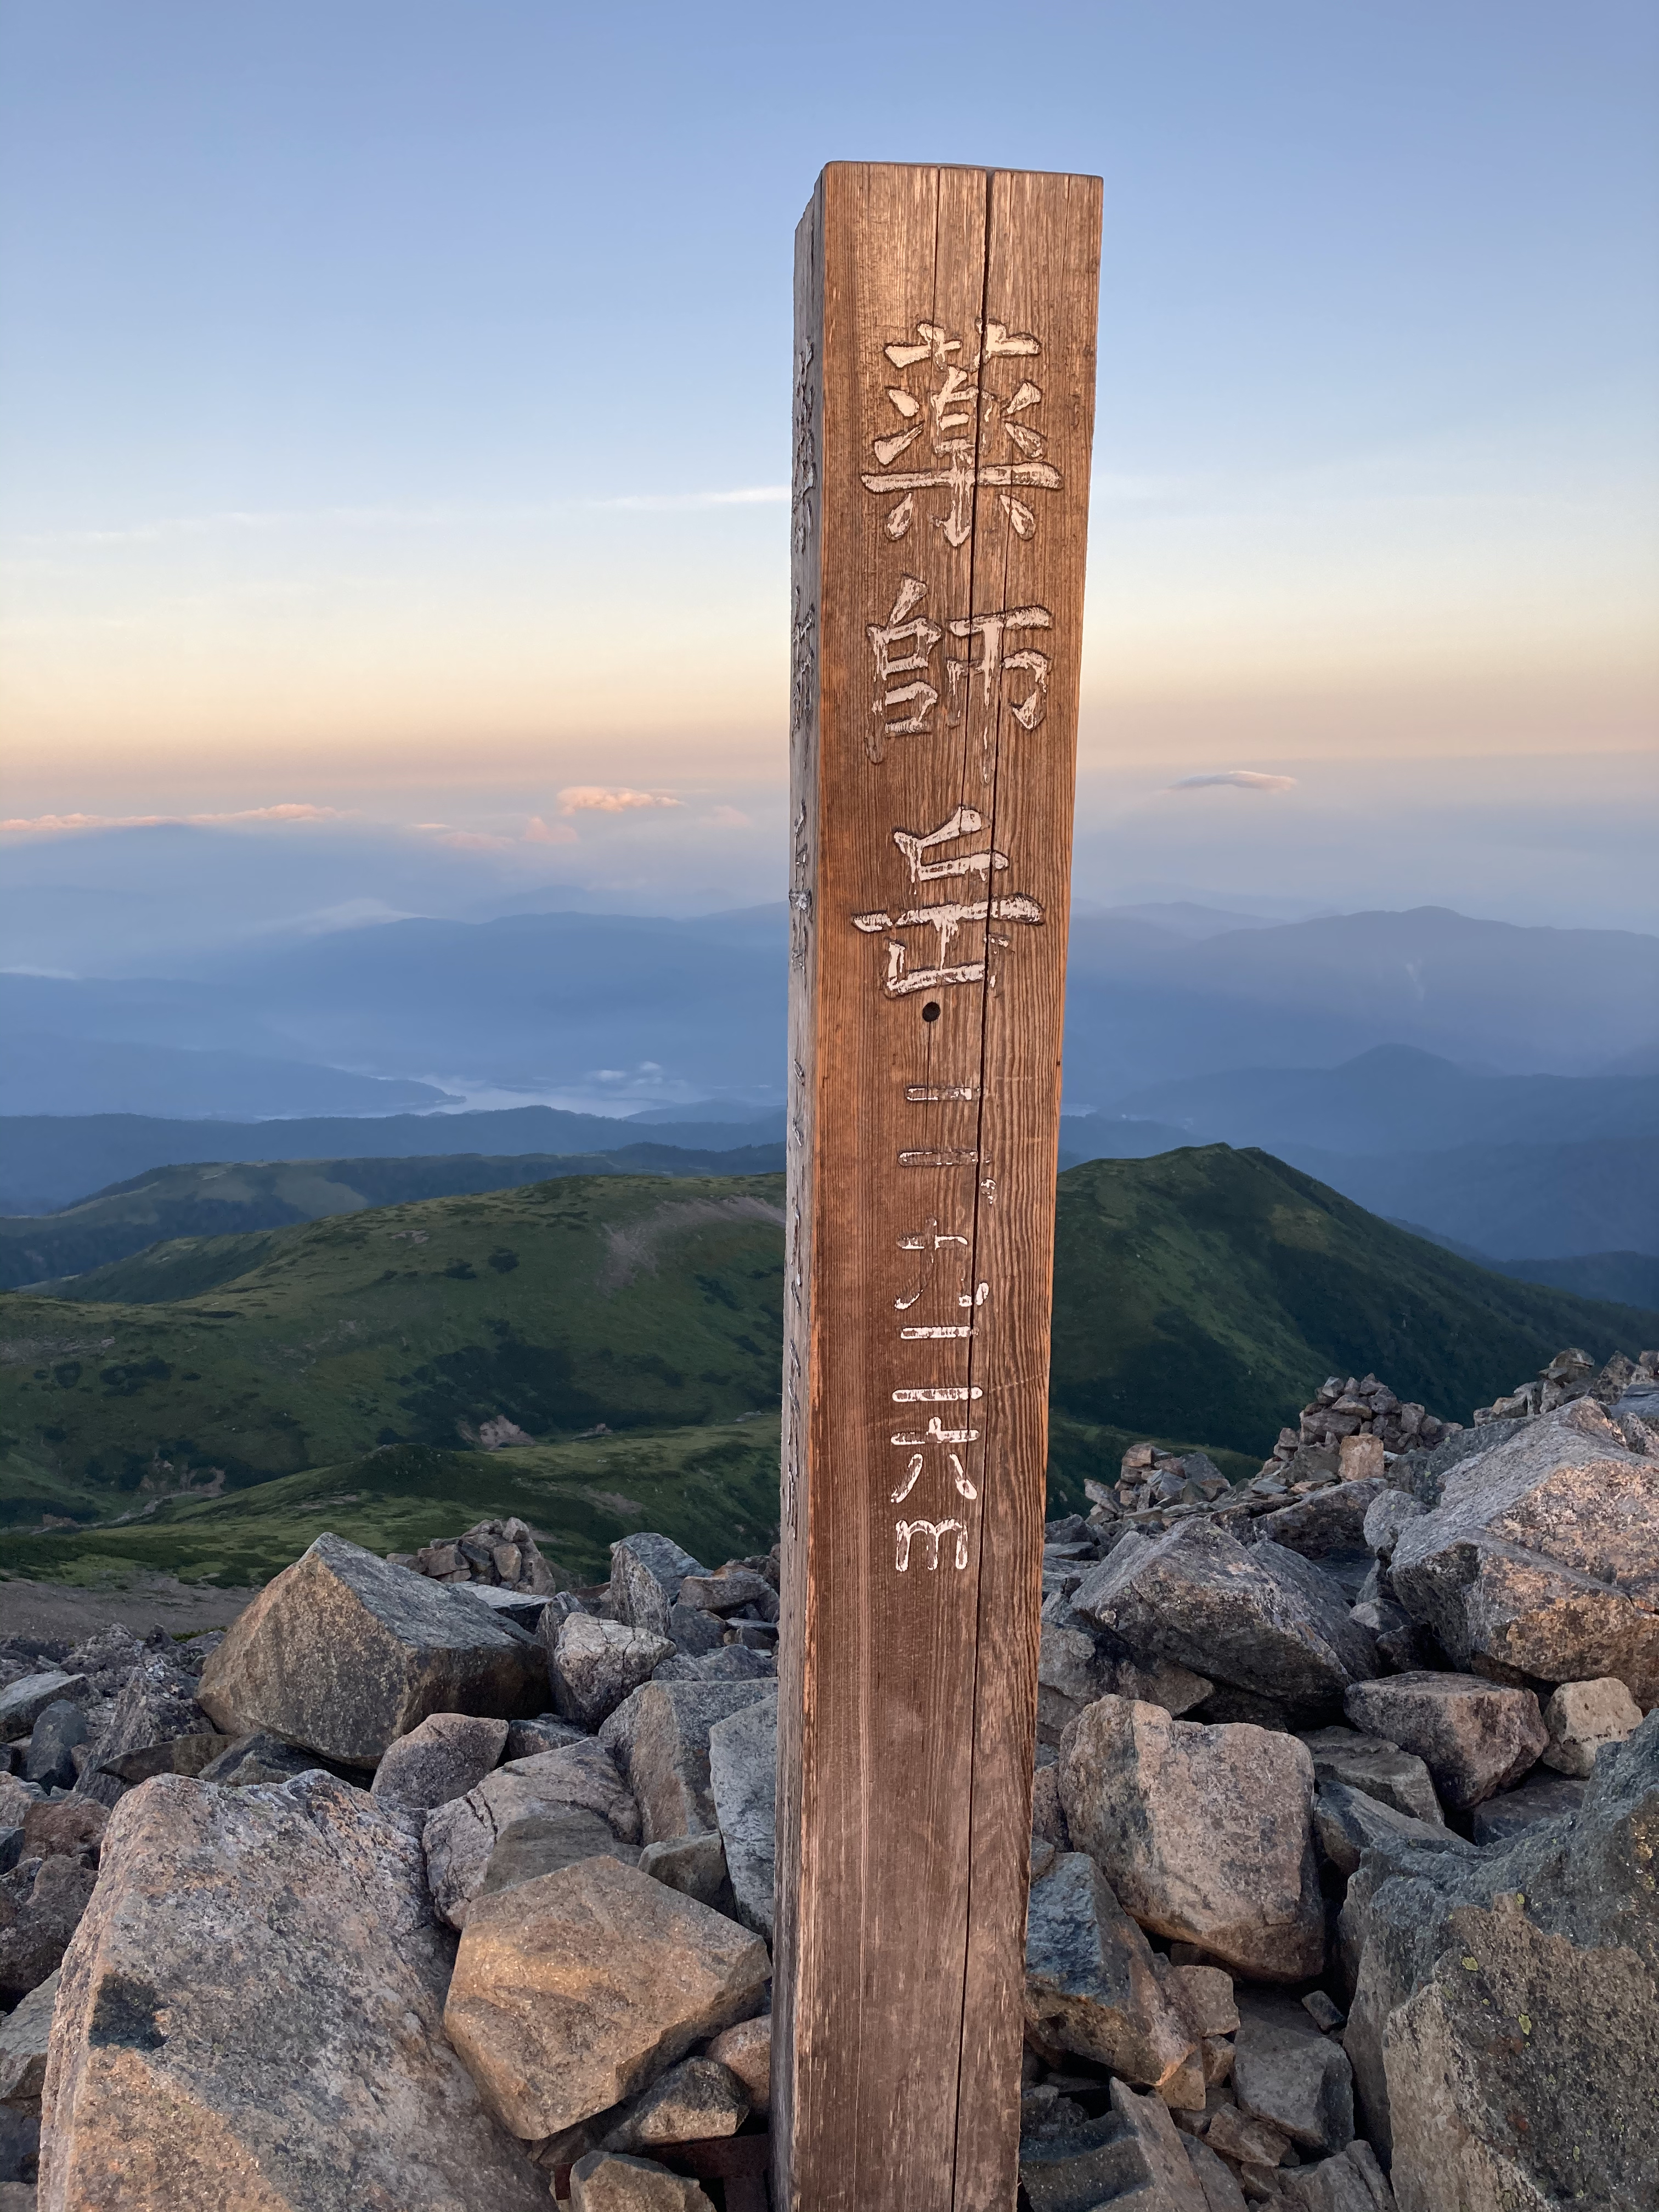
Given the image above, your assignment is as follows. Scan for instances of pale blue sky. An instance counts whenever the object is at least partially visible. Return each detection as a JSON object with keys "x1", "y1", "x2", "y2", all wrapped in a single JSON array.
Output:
[{"x1": 1, "y1": 1, "x2": 1655, "y2": 926}]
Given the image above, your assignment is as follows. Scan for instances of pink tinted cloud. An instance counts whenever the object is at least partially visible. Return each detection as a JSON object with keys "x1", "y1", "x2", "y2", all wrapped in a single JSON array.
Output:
[
  {"x1": 706, "y1": 804, "x2": 752, "y2": 827},
  {"x1": 523, "y1": 815, "x2": 579, "y2": 845},
  {"x1": 557, "y1": 785, "x2": 681, "y2": 814},
  {"x1": 0, "y1": 803, "x2": 343, "y2": 835},
  {"x1": 1167, "y1": 771, "x2": 1298, "y2": 793}
]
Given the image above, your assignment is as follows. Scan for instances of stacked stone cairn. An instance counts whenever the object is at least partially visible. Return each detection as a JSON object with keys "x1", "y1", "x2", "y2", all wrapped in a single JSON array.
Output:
[
  {"x1": 394, "y1": 1515, "x2": 566, "y2": 1599},
  {"x1": 0, "y1": 1344, "x2": 1653, "y2": 2210}
]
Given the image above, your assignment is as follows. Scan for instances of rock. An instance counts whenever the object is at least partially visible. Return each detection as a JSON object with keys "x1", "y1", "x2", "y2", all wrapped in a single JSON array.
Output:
[
  {"x1": 1249, "y1": 1481, "x2": 1384, "y2": 1562},
  {"x1": 1362, "y1": 1491, "x2": 1422, "y2": 1563},
  {"x1": 1073, "y1": 1523, "x2": 1375, "y2": 1722},
  {"x1": 442, "y1": 1854, "x2": 769, "y2": 2140},
  {"x1": 195, "y1": 1731, "x2": 329, "y2": 1787},
  {"x1": 506, "y1": 1712, "x2": 589, "y2": 1758},
  {"x1": 38, "y1": 1769, "x2": 545, "y2": 2209},
  {"x1": 600, "y1": 1679, "x2": 774, "y2": 1844},
  {"x1": 654, "y1": 1646, "x2": 775, "y2": 1684},
  {"x1": 1468, "y1": 1768, "x2": 1584, "y2": 1845},
  {"x1": 601, "y1": 2055, "x2": 749, "y2": 2148},
  {"x1": 1032, "y1": 1765, "x2": 1071, "y2": 1850},
  {"x1": 424, "y1": 1740, "x2": 640, "y2": 1928},
  {"x1": 637, "y1": 1832, "x2": 736, "y2": 1915},
  {"x1": 370, "y1": 1711, "x2": 509, "y2": 1810},
  {"x1": 1338, "y1": 1435, "x2": 1385, "y2": 1483},
  {"x1": 1158, "y1": 1963, "x2": 1239, "y2": 2039},
  {"x1": 0, "y1": 1967, "x2": 56, "y2": 2104},
  {"x1": 21, "y1": 1707, "x2": 86, "y2": 1794},
  {"x1": 677, "y1": 1567, "x2": 774, "y2": 1616},
  {"x1": 1539, "y1": 1675, "x2": 1642, "y2": 1776},
  {"x1": 665, "y1": 1602, "x2": 727, "y2": 1657},
  {"x1": 97, "y1": 1733, "x2": 230, "y2": 1786},
  {"x1": 19, "y1": 1801, "x2": 106, "y2": 1865},
  {"x1": 1313, "y1": 1783, "x2": 1472, "y2": 1881},
  {"x1": 75, "y1": 1658, "x2": 208, "y2": 1807},
  {"x1": 1024, "y1": 1853, "x2": 1197, "y2": 2087},
  {"x1": 1338, "y1": 1711, "x2": 1659, "y2": 2203},
  {"x1": 1302, "y1": 1990, "x2": 1345, "y2": 2033},
  {"x1": 610, "y1": 1534, "x2": 705, "y2": 1641},
  {"x1": 1019, "y1": 2078, "x2": 1211, "y2": 2212},
  {"x1": 1059, "y1": 1697, "x2": 1324, "y2": 1983},
  {"x1": 706, "y1": 1690, "x2": 775, "y2": 1938},
  {"x1": 706, "y1": 2013, "x2": 770, "y2": 2112},
  {"x1": 1206, "y1": 2102, "x2": 1292, "y2": 2168},
  {"x1": 0, "y1": 1782, "x2": 42, "y2": 1831},
  {"x1": 198, "y1": 1533, "x2": 547, "y2": 1767},
  {"x1": 548, "y1": 1614, "x2": 676, "y2": 1730},
  {"x1": 1278, "y1": 2141, "x2": 1396, "y2": 2210},
  {"x1": 478, "y1": 1809, "x2": 639, "y2": 1900},
  {"x1": 0, "y1": 1857, "x2": 97, "y2": 2004},
  {"x1": 1184, "y1": 2135, "x2": 1250, "y2": 2212},
  {"x1": 0, "y1": 1678, "x2": 87, "y2": 1745},
  {"x1": 1343, "y1": 1674, "x2": 1547, "y2": 1811},
  {"x1": 1231, "y1": 1994, "x2": 1355, "y2": 2154},
  {"x1": 1389, "y1": 1399, "x2": 1659, "y2": 1701},
  {"x1": 1296, "y1": 1728, "x2": 1443, "y2": 1825},
  {"x1": 569, "y1": 2151, "x2": 715, "y2": 2212}
]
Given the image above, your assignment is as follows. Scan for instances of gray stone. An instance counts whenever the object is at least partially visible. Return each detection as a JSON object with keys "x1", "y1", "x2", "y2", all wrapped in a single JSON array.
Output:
[
  {"x1": 1024, "y1": 1853, "x2": 1197, "y2": 2089},
  {"x1": 599, "y1": 1679, "x2": 774, "y2": 1844},
  {"x1": 653, "y1": 1646, "x2": 775, "y2": 1684},
  {"x1": 1231, "y1": 1994, "x2": 1355, "y2": 2154},
  {"x1": 1539, "y1": 1675, "x2": 1642, "y2": 1776},
  {"x1": 1338, "y1": 1711, "x2": 1659, "y2": 2205},
  {"x1": 0, "y1": 1832, "x2": 19, "y2": 1877},
  {"x1": 548, "y1": 1614, "x2": 676, "y2": 1730},
  {"x1": 610, "y1": 1534, "x2": 705, "y2": 1641},
  {"x1": 443, "y1": 1855, "x2": 769, "y2": 2140},
  {"x1": 1362, "y1": 1489, "x2": 1423, "y2": 1562},
  {"x1": 706, "y1": 1689, "x2": 775, "y2": 1938},
  {"x1": 1059, "y1": 1697, "x2": 1324, "y2": 1983},
  {"x1": 636, "y1": 1832, "x2": 735, "y2": 1914},
  {"x1": 1343, "y1": 1674, "x2": 1546, "y2": 1811},
  {"x1": 478, "y1": 1809, "x2": 639, "y2": 1900},
  {"x1": 1296, "y1": 1728, "x2": 1443, "y2": 1825},
  {"x1": 0, "y1": 1678, "x2": 87, "y2": 1746},
  {"x1": 75, "y1": 1658, "x2": 205, "y2": 1807},
  {"x1": 1018, "y1": 2078, "x2": 1210, "y2": 2212},
  {"x1": 198, "y1": 1533, "x2": 546, "y2": 1767},
  {"x1": 38, "y1": 1770, "x2": 545, "y2": 2209},
  {"x1": 0, "y1": 1967, "x2": 56, "y2": 2104},
  {"x1": 664, "y1": 1602, "x2": 725, "y2": 1657},
  {"x1": 195, "y1": 1731, "x2": 328, "y2": 1787},
  {"x1": 1469, "y1": 1768, "x2": 1584, "y2": 1846},
  {"x1": 370, "y1": 1711, "x2": 509, "y2": 1811},
  {"x1": 0, "y1": 1856, "x2": 97, "y2": 2005},
  {"x1": 1156, "y1": 1962, "x2": 1238, "y2": 2039},
  {"x1": 569, "y1": 2152, "x2": 714, "y2": 2212},
  {"x1": 1073, "y1": 1522, "x2": 1375, "y2": 1721},
  {"x1": 600, "y1": 2055, "x2": 748, "y2": 2148},
  {"x1": 506, "y1": 1714, "x2": 588, "y2": 1759},
  {"x1": 1183, "y1": 2135, "x2": 1249, "y2": 2212},
  {"x1": 22, "y1": 1705, "x2": 86, "y2": 1792},
  {"x1": 1249, "y1": 1482, "x2": 1385, "y2": 1562},
  {"x1": 97, "y1": 1733, "x2": 231, "y2": 1786},
  {"x1": 1312, "y1": 1783, "x2": 1473, "y2": 1881},
  {"x1": 1389, "y1": 1398, "x2": 1659, "y2": 1701},
  {"x1": 705, "y1": 2013, "x2": 770, "y2": 2113},
  {"x1": 676, "y1": 1567, "x2": 774, "y2": 1616},
  {"x1": 1278, "y1": 2142, "x2": 1397, "y2": 2211},
  {"x1": 423, "y1": 1739, "x2": 640, "y2": 1929}
]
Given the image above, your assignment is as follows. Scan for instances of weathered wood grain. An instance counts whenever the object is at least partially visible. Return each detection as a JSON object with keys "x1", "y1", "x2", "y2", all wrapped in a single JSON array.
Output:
[{"x1": 775, "y1": 161, "x2": 1101, "y2": 2212}]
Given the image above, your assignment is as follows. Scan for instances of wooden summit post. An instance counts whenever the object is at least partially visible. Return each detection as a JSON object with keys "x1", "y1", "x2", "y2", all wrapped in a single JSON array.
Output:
[{"x1": 775, "y1": 165, "x2": 1102, "y2": 2212}]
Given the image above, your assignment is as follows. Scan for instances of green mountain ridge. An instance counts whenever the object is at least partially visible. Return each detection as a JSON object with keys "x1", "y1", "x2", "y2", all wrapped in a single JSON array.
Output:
[{"x1": 2, "y1": 1148, "x2": 1653, "y2": 1588}]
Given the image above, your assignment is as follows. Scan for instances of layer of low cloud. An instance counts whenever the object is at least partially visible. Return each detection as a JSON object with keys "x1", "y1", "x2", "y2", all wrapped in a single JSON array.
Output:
[
  {"x1": 0, "y1": 803, "x2": 342, "y2": 835},
  {"x1": 1167, "y1": 771, "x2": 1299, "y2": 793}
]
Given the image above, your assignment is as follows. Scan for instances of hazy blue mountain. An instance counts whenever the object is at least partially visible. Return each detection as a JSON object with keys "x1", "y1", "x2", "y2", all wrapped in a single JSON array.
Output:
[
  {"x1": 0, "y1": 1035, "x2": 455, "y2": 1122},
  {"x1": 0, "y1": 1105, "x2": 785, "y2": 1214},
  {"x1": 1491, "y1": 1252, "x2": 1659, "y2": 1308},
  {"x1": 1284, "y1": 1137, "x2": 1658, "y2": 1260},
  {"x1": 1104, "y1": 1047, "x2": 1659, "y2": 1155}
]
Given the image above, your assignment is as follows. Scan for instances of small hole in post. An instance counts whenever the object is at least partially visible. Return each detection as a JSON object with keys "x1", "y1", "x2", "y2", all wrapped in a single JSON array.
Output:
[{"x1": 922, "y1": 1001, "x2": 941, "y2": 1023}]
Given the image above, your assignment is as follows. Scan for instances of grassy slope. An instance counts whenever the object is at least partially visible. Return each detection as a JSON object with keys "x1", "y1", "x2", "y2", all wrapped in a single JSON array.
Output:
[
  {"x1": 4, "y1": 1149, "x2": 1654, "y2": 1583},
  {"x1": 1, "y1": 1147, "x2": 786, "y2": 1291},
  {"x1": 1048, "y1": 1147, "x2": 1658, "y2": 1453}
]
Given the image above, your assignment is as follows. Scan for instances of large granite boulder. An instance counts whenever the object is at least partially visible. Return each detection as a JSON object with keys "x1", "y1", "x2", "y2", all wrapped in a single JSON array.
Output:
[
  {"x1": 1344, "y1": 1675, "x2": 1546, "y2": 1812},
  {"x1": 0, "y1": 1676, "x2": 88, "y2": 1744},
  {"x1": 1059, "y1": 1696, "x2": 1324, "y2": 1982},
  {"x1": 1296, "y1": 1727, "x2": 1443, "y2": 1825},
  {"x1": 600, "y1": 1679, "x2": 775, "y2": 1844},
  {"x1": 1018, "y1": 2077, "x2": 1210, "y2": 2212},
  {"x1": 1388, "y1": 1400, "x2": 1659, "y2": 1701},
  {"x1": 1231, "y1": 1993, "x2": 1355, "y2": 2155},
  {"x1": 546, "y1": 1614, "x2": 675, "y2": 1730},
  {"x1": 1024, "y1": 1852, "x2": 1195, "y2": 2088},
  {"x1": 610, "y1": 1534, "x2": 706, "y2": 1641},
  {"x1": 38, "y1": 1770, "x2": 545, "y2": 2210},
  {"x1": 706, "y1": 1689, "x2": 776, "y2": 1938},
  {"x1": 198, "y1": 1534, "x2": 546, "y2": 1767},
  {"x1": 424, "y1": 1739, "x2": 640, "y2": 1928},
  {"x1": 370, "y1": 1712, "x2": 509, "y2": 1812},
  {"x1": 1071, "y1": 1521, "x2": 1376, "y2": 1721},
  {"x1": 77, "y1": 1657, "x2": 207, "y2": 1808},
  {"x1": 443, "y1": 1855, "x2": 769, "y2": 2139},
  {"x1": 1338, "y1": 1711, "x2": 1659, "y2": 2210}
]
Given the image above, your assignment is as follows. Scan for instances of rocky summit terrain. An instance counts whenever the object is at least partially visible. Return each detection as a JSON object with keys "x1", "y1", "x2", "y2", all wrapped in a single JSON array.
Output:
[{"x1": 0, "y1": 1344, "x2": 1654, "y2": 2211}]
